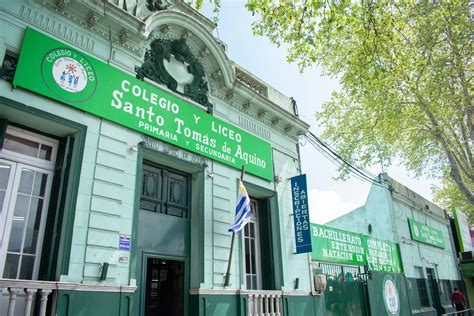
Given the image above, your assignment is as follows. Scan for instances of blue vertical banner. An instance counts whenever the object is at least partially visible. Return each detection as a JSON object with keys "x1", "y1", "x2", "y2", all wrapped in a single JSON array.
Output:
[{"x1": 290, "y1": 174, "x2": 312, "y2": 254}]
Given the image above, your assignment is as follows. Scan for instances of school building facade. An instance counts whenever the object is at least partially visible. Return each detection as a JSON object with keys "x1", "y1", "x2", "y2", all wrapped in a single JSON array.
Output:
[
  {"x1": 326, "y1": 174, "x2": 463, "y2": 316},
  {"x1": 0, "y1": 0, "x2": 323, "y2": 315}
]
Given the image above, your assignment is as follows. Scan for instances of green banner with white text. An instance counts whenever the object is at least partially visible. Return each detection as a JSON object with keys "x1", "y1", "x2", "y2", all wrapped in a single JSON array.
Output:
[
  {"x1": 311, "y1": 224, "x2": 403, "y2": 272},
  {"x1": 13, "y1": 28, "x2": 273, "y2": 181},
  {"x1": 366, "y1": 236, "x2": 403, "y2": 273},
  {"x1": 311, "y1": 224, "x2": 366, "y2": 265},
  {"x1": 408, "y1": 218, "x2": 445, "y2": 249}
]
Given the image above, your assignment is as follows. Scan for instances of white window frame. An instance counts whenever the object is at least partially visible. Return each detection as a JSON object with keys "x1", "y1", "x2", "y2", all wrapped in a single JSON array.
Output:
[
  {"x1": 242, "y1": 198, "x2": 262, "y2": 290},
  {"x1": 0, "y1": 162, "x2": 54, "y2": 279},
  {"x1": 0, "y1": 159, "x2": 17, "y2": 249},
  {"x1": 1, "y1": 126, "x2": 58, "y2": 171},
  {"x1": 0, "y1": 126, "x2": 57, "y2": 280}
]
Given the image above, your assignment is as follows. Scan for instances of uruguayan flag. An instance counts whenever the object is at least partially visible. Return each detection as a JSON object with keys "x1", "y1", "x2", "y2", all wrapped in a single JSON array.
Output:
[{"x1": 228, "y1": 181, "x2": 251, "y2": 233}]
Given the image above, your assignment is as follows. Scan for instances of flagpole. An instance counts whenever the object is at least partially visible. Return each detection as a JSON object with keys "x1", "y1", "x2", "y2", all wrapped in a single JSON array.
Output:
[{"x1": 224, "y1": 165, "x2": 245, "y2": 287}]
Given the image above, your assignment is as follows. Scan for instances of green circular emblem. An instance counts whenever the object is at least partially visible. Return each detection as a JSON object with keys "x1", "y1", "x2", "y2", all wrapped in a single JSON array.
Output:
[
  {"x1": 41, "y1": 48, "x2": 97, "y2": 103},
  {"x1": 383, "y1": 274, "x2": 400, "y2": 316}
]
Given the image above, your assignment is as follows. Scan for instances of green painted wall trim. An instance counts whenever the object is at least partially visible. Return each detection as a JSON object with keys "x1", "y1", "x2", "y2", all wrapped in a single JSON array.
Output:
[
  {"x1": 189, "y1": 294, "x2": 241, "y2": 316},
  {"x1": 0, "y1": 117, "x2": 7, "y2": 150},
  {"x1": 131, "y1": 144, "x2": 205, "y2": 315},
  {"x1": 0, "y1": 96, "x2": 86, "y2": 279},
  {"x1": 283, "y1": 295, "x2": 324, "y2": 316},
  {"x1": 244, "y1": 181, "x2": 284, "y2": 288},
  {"x1": 56, "y1": 290, "x2": 133, "y2": 316},
  {"x1": 129, "y1": 147, "x2": 143, "y2": 282},
  {"x1": 131, "y1": 144, "x2": 205, "y2": 285}
]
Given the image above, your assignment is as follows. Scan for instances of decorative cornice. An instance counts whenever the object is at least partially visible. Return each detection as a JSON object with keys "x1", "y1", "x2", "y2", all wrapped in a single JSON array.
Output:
[
  {"x1": 19, "y1": 3, "x2": 96, "y2": 53},
  {"x1": 235, "y1": 67, "x2": 267, "y2": 97},
  {"x1": 56, "y1": 0, "x2": 70, "y2": 11},
  {"x1": 119, "y1": 29, "x2": 131, "y2": 45},
  {"x1": 182, "y1": 29, "x2": 193, "y2": 39},
  {"x1": 234, "y1": 81, "x2": 310, "y2": 138},
  {"x1": 211, "y1": 70, "x2": 222, "y2": 80},
  {"x1": 168, "y1": 0, "x2": 216, "y2": 32},
  {"x1": 200, "y1": 47, "x2": 210, "y2": 58},
  {"x1": 225, "y1": 90, "x2": 234, "y2": 101},
  {"x1": 160, "y1": 24, "x2": 170, "y2": 33},
  {"x1": 86, "y1": 11, "x2": 100, "y2": 29}
]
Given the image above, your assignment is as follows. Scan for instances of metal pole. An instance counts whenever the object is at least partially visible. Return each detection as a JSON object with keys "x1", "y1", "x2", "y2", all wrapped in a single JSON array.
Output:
[
  {"x1": 224, "y1": 165, "x2": 245, "y2": 287},
  {"x1": 224, "y1": 232, "x2": 235, "y2": 286}
]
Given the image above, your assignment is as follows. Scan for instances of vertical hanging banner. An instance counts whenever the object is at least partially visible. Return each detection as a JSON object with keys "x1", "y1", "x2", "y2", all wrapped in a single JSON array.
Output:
[{"x1": 290, "y1": 174, "x2": 312, "y2": 254}]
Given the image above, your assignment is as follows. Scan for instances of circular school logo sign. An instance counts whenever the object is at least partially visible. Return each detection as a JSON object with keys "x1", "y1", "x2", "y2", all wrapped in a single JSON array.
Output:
[
  {"x1": 41, "y1": 48, "x2": 97, "y2": 103},
  {"x1": 383, "y1": 275, "x2": 400, "y2": 315}
]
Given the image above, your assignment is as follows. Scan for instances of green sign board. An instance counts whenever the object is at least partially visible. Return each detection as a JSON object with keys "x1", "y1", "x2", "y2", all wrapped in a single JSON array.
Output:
[
  {"x1": 311, "y1": 224, "x2": 366, "y2": 265},
  {"x1": 408, "y1": 218, "x2": 445, "y2": 249},
  {"x1": 311, "y1": 224, "x2": 403, "y2": 272},
  {"x1": 13, "y1": 28, "x2": 273, "y2": 181},
  {"x1": 453, "y1": 208, "x2": 472, "y2": 252},
  {"x1": 366, "y1": 236, "x2": 403, "y2": 273}
]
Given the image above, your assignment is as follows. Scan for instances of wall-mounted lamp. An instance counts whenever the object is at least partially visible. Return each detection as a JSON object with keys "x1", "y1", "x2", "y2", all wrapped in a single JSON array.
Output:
[{"x1": 129, "y1": 146, "x2": 138, "y2": 153}]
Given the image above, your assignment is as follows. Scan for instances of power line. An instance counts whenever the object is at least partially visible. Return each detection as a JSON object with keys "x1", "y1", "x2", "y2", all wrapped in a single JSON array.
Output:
[
  {"x1": 303, "y1": 131, "x2": 388, "y2": 189},
  {"x1": 305, "y1": 132, "x2": 382, "y2": 186}
]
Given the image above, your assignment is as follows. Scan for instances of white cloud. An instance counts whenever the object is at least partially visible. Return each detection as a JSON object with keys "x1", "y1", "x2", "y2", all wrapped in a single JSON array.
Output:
[{"x1": 308, "y1": 189, "x2": 361, "y2": 225}]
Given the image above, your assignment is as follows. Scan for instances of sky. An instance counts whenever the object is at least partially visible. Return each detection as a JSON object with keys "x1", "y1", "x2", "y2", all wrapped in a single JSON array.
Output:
[{"x1": 200, "y1": 1, "x2": 440, "y2": 224}]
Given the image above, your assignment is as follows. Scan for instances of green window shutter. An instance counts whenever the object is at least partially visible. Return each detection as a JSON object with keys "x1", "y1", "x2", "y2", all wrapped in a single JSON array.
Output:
[
  {"x1": 0, "y1": 118, "x2": 8, "y2": 150},
  {"x1": 39, "y1": 135, "x2": 74, "y2": 280}
]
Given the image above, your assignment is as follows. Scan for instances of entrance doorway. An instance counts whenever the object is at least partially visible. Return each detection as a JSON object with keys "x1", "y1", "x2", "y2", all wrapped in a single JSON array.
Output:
[
  {"x1": 426, "y1": 267, "x2": 444, "y2": 314},
  {"x1": 145, "y1": 258, "x2": 184, "y2": 316}
]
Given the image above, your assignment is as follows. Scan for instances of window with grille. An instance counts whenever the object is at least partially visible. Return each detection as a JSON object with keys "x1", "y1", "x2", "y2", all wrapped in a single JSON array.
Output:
[
  {"x1": 415, "y1": 267, "x2": 430, "y2": 307},
  {"x1": 140, "y1": 162, "x2": 189, "y2": 218}
]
